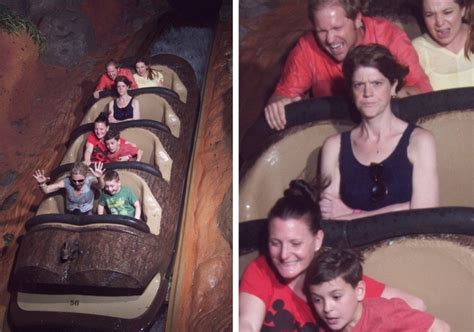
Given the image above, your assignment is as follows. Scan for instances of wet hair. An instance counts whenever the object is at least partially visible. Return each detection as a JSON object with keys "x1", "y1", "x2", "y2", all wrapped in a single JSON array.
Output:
[
  {"x1": 104, "y1": 128, "x2": 120, "y2": 142},
  {"x1": 70, "y1": 162, "x2": 89, "y2": 177},
  {"x1": 105, "y1": 60, "x2": 119, "y2": 70},
  {"x1": 104, "y1": 170, "x2": 120, "y2": 182},
  {"x1": 342, "y1": 44, "x2": 409, "y2": 92},
  {"x1": 465, "y1": 0, "x2": 473, "y2": 59},
  {"x1": 135, "y1": 57, "x2": 160, "y2": 81},
  {"x1": 268, "y1": 180, "x2": 321, "y2": 234},
  {"x1": 308, "y1": 0, "x2": 361, "y2": 21},
  {"x1": 305, "y1": 248, "x2": 364, "y2": 289},
  {"x1": 114, "y1": 75, "x2": 132, "y2": 88},
  {"x1": 94, "y1": 111, "x2": 110, "y2": 127}
]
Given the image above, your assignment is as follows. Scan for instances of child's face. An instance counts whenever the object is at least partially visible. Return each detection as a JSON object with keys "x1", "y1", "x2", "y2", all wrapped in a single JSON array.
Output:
[
  {"x1": 104, "y1": 179, "x2": 121, "y2": 195},
  {"x1": 309, "y1": 277, "x2": 365, "y2": 331},
  {"x1": 105, "y1": 138, "x2": 119, "y2": 153}
]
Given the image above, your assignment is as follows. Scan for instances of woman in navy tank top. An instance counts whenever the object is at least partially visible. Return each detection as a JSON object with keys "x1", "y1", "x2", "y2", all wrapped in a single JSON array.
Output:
[
  {"x1": 108, "y1": 75, "x2": 140, "y2": 123},
  {"x1": 319, "y1": 44, "x2": 439, "y2": 220}
]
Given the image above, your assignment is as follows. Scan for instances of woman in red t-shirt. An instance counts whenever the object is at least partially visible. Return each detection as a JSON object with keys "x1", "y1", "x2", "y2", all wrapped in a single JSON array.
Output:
[
  {"x1": 239, "y1": 180, "x2": 426, "y2": 332},
  {"x1": 83, "y1": 112, "x2": 110, "y2": 165}
]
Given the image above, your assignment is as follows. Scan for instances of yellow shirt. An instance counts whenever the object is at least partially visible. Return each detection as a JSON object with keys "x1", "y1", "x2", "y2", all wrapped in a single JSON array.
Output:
[
  {"x1": 133, "y1": 71, "x2": 165, "y2": 88},
  {"x1": 413, "y1": 33, "x2": 474, "y2": 91}
]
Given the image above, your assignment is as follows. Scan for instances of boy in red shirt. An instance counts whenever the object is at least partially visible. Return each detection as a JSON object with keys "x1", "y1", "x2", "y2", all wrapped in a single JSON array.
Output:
[
  {"x1": 104, "y1": 128, "x2": 143, "y2": 162},
  {"x1": 306, "y1": 248, "x2": 450, "y2": 332}
]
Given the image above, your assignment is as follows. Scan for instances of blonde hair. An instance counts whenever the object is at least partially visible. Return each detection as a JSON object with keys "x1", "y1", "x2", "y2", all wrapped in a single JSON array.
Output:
[{"x1": 70, "y1": 162, "x2": 89, "y2": 177}]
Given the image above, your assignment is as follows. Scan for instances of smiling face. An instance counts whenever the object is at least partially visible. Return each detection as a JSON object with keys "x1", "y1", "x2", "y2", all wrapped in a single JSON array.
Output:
[
  {"x1": 351, "y1": 66, "x2": 397, "y2": 119},
  {"x1": 423, "y1": 0, "x2": 467, "y2": 51},
  {"x1": 104, "y1": 179, "x2": 121, "y2": 195},
  {"x1": 312, "y1": 4, "x2": 362, "y2": 63},
  {"x1": 310, "y1": 277, "x2": 365, "y2": 331},
  {"x1": 106, "y1": 64, "x2": 119, "y2": 80},
  {"x1": 268, "y1": 217, "x2": 323, "y2": 286},
  {"x1": 135, "y1": 61, "x2": 148, "y2": 77},
  {"x1": 70, "y1": 173, "x2": 86, "y2": 190},
  {"x1": 94, "y1": 121, "x2": 108, "y2": 140}
]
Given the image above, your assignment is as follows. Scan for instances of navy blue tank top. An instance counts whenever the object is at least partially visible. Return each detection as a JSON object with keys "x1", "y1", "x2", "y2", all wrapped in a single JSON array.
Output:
[
  {"x1": 339, "y1": 123, "x2": 416, "y2": 211},
  {"x1": 113, "y1": 97, "x2": 134, "y2": 121}
]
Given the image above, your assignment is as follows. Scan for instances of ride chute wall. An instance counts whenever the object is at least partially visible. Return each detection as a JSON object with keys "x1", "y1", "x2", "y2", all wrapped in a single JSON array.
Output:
[{"x1": 240, "y1": 89, "x2": 474, "y2": 221}]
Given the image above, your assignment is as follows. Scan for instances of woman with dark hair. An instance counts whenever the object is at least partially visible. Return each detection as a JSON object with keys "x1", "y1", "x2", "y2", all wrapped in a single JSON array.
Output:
[
  {"x1": 239, "y1": 180, "x2": 426, "y2": 331},
  {"x1": 33, "y1": 162, "x2": 104, "y2": 215},
  {"x1": 319, "y1": 44, "x2": 439, "y2": 220},
  {"x1": 108, "y1": 75, "x2": 140, "y2": 123},
  {"x1": 133, "y1": 58, "x2": 164, "y2": 88},
  {"x1": 413, "y1": 0, "x2": 473, "y2": 90},
  {"x1": 83, "y1": 112, "x2": 110, "y2": 165}
]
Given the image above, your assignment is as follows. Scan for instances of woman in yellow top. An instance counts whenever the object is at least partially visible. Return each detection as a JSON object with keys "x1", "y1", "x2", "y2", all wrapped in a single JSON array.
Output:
[
  {"x1": 133, "y1": 58, "x2": 165, "y2": 88},
  {"x1": 413, "y1": 0, "x2": 473, "y2": 90}
]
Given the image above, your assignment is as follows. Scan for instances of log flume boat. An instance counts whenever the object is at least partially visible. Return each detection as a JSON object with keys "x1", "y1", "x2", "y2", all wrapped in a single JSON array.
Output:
[
  {"x1": 5, "y1": 54, "x2": 199, "y2": 331},
  {"x1": 240, "y1": 88, "x2": 474, "y2": 332}
]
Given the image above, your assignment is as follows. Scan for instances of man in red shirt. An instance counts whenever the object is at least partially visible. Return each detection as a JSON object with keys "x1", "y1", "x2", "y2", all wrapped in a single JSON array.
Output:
[
  {"x1": 306, "y1": 248, "x2": 450, "y2": 332},
  {"x1": 93, "y1": 60, "x2": 137, "y2": 99},
  {"x1": 264, "y1": 0, "x2": 432, "y2": 130}
]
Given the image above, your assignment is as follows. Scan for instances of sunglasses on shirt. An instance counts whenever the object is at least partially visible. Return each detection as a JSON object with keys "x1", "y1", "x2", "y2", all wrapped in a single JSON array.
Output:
[{"x1": 369, "y1": 162, "x2": 388, "y2": 202}]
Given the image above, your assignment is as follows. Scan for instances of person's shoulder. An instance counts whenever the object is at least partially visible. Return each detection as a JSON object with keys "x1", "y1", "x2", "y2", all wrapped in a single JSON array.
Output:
[
  {"x1": 322, "y1": 132, "x2": 342, "y2": 150},
  {"x1": 411, "y1": 126, "x2": 435, "y2": 147},
  {"x1": 119, "y1": 67, "x2": 133, "y2": 75}
]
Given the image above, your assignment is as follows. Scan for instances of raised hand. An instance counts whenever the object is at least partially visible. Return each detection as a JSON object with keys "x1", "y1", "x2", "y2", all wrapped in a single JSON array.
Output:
[
  {"x1": 89, "y1": 162, "x2": 105, "y2": 178},
  {"x1": 33, "y1": 169, "x2": 49, "y2": 184}
]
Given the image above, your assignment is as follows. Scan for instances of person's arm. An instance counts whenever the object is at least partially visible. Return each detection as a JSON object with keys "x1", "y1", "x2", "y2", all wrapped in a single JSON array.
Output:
[
  {"x1": 133, "y1": 200, "x2": 141, "y2": 220},
  {"x1": 239, "y1": 292, "x2": 266, "y2": 332},
  {"x1": 264, "y1": 94, "x2": 301, "y2": 130},
  {"x1": 94, "y1": 74, "x2": 108, "y2": 99},
  {"x1": 387, "y1": 24, "x2": 432, "y2": 94},
  {"x1": 428, "y1": 318, "x2": 451, "y2": 332},
  {"x1": 83, "y1": 142, "x2": 94, "y2": 165},
  {"x1": 108, "y1": 100, "x2": 117, "y2": 123},
  {"x1": 33, "y1": 170, "x2": 65, "y2": 194},
  {"x1": 97, "y1": 204, "x2": 105, "y2": 215},
  {"x1": 132, "y1": 99, "x2": 140, "y2": 120},
  {"x1": 381, "y1": 286, "x2": 426, "y2": 311},
  {"x1": 408, "y1": 128, "x2": 439, "y2": 208},
  {"x1": 89, "y1": 162, "x2": 104, "y2": 189},
  {"x1": 136, "y1": 148, "x2": 143, "y2": 162}
]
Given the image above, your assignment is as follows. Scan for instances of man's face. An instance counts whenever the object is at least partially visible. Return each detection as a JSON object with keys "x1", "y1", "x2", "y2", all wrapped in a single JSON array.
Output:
[
  {"x1": 104, "y1": 179, "x2": 121, "y2": 195},
  {"x1": 312, "y1": 4, "x2": 362, "y2": 62},
  {"x1": 106, "y1": 64, "x2": 118, "y2": 80},
  {"x1": 105, "y1": 138, "x2": 119, "y2": 153},
  {"x1": 309, "y1": 277, "x2": 365, "y2": 331}
]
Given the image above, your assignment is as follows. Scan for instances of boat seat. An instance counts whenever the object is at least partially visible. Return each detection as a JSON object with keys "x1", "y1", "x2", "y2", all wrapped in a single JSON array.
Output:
[
  {"x1": 81, "y1": 94, "x2": 180, "y2": 138},
  {"x1": 152, "y1": 64, "x2": 187, "y2": 103},
  {"x1": 37, "y1": 170, "x2": 161, "y2": 235},
  {"x1": 61, "y1": 127, "x2": 173, "y2": 182},
  {"x1": 239, "y1": 120, "x2": 353, "y2": 221}
]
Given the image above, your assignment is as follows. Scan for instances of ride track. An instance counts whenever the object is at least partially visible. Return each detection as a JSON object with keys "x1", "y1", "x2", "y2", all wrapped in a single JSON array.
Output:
[{"x1": 5, "y1": 54, "x2": 201, "y2": 331}]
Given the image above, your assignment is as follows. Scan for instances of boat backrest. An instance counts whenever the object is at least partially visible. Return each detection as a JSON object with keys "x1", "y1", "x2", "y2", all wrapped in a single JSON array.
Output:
[
  {"x1": 61, "y1": 128, "x2": 172, "y2": 182},
  {"x1": 36, "y1": 171, "x2": 162, "y2": 235},
  {"x1": 81, "y1": 94, "x2": 180, "y2": 137},
  {"x1": 152, "y1": 64, "x2": 188, "y2": 103},
  {"x1": 417, "y1": 110, "x2": 474, "y2": 207},
  {"x1": 239, "y1": 121, "x2": 353, "y2": 221}
]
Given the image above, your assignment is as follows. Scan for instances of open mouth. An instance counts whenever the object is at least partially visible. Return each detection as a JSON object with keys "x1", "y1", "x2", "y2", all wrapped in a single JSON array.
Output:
[{"x1": 435, "y1": 28, "x2": 450, "y2": 39}]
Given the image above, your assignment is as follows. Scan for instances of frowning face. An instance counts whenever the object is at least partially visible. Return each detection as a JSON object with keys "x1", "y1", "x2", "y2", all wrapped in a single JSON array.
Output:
[{"x1": 423, "y1": 0, "x2": 467, "y2": 51}]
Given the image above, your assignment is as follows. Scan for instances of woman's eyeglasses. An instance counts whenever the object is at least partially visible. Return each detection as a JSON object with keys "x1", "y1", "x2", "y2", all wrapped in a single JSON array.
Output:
[
  {"x1": 71, "y1": 178, "x2": 85, "y2": 184},
  {"x1": 369, "y1": 162, "x2": 388, "y2": 201}
]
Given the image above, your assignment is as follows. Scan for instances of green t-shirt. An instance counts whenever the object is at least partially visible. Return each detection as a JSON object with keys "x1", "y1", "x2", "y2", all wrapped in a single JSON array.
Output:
[{"x1": 99, "y1": 186, "x2": 138, "y2": 217}]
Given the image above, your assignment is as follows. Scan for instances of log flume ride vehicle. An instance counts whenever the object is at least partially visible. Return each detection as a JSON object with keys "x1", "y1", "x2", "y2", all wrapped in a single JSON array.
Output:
[
  {"x1": 240, "y1": 87, "x2": 474, "y2": 332},
  {"x1": 5, "y1": 54, "x2": 199, "y2": 331}
]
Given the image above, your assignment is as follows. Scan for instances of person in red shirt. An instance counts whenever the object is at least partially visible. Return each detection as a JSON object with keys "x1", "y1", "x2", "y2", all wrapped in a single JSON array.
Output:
[
  {"x1": 103, "y1": 128, "x2": 143, "y2": 162},
  {"x1": 239, "y1": 180, "x2": 427, "y2": 332},
  {"x1": 307, "y1": 248, "x2": 450, "y2": 332},
  {"x1": 93, "y1": 60, "x2": 137, "y2": 99},
  {"x1": 264, "y1": 0, "x2": 432, "y2": 130}
]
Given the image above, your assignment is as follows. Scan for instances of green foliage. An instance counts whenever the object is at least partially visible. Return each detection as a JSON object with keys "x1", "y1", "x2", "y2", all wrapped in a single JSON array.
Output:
[{"x1": 0, "y1": 4, "x2": 47, "y2": 52}]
